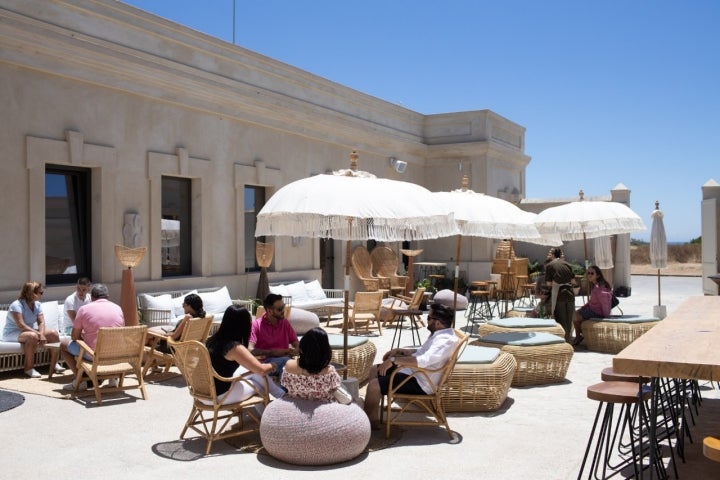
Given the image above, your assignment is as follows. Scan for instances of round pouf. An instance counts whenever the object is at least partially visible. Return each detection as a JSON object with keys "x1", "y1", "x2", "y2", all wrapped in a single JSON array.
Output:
[
  {"x1": 287, "y1": 307, "x2": 320, "y2": 335},
  {"x1": 260, "y1": 397, "x2": 370, "y2": 465},
  {"x1": 432, "y1": 289, "x2": 468, "y2": 310}
]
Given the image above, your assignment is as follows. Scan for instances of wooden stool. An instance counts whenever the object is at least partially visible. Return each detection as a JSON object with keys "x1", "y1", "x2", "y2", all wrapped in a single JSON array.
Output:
[
  {"x1": 600, "y1": 367, "x2": 648, "y2": 383},
  {"x1": 578, "y1": 381, "x2": 655, "y2": 480},
  {"x1": 704, "y1": 436, "x2": 720, "y2": 463}
]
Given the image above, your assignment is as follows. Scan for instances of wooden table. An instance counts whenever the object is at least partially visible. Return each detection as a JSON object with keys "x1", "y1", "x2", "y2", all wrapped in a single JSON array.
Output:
[{"x1": 613, "y1": 296, "x2": 720, "y2": 478}]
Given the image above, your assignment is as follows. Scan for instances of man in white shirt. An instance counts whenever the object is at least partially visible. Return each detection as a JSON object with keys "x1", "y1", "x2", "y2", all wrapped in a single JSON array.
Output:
[
  {"x1": 62, "y1": 277, "x2": 92, "y2": 333},
  {"x1": 363, "y1": 303, "x2": 458, "y2": 429}
]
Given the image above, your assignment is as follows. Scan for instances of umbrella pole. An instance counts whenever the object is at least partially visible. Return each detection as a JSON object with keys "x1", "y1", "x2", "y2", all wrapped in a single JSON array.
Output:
[
  {"x1": 452, "y1": 234, "x2": 462, "y2": 326},
  {"x1": 657, "y1": 268, "x2": 661, "y2": 306},
  {"x1": 343, "y1": 237, "x2": 351, "y2": 380}
]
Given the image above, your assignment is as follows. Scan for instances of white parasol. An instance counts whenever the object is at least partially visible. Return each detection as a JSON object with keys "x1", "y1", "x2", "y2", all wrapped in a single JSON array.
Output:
[
  {"x1": 650, "y1": 201, "x2": 667, "y2": 315},
  {"x1": 535, "y1": 190, "x2": 646, "y2": 267},
  {"x1": 433, "y1": 175, "x2": 561, "y2": 313},
  {"x1": 255, "y1": 151, "x2": 456, "y2": 371}
]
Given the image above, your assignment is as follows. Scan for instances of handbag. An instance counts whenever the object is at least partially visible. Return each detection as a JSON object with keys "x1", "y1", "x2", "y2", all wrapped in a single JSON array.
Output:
[
  {"x1": 333, "y1": 385, "x2": 353, "y2": 405},
  {"x1": 611, "y1": 293, "x2": 620, "y2": 309}
]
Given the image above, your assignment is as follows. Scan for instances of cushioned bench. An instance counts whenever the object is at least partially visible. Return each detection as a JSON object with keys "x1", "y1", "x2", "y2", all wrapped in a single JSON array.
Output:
[
  {"x1": 327, "y1": 333, "x2": 377, "y2": 384},
  {"x1": 478, "y1": 317, "x2": 565, "y2": 337},
  {"x1": 583, "y1": 315, "x2": 661, "y2": 354},
  {"x1": 442, "y1": 344, "x2": 517, "y2": 412},
  {"x1": 473, "y1": 332, "x2": 573, "y2": 386},
  {"x1": 0, "y1": 301, "x2": 67, "y2": 373},
  {"x1": 269, "y1": 280, "x2": 344, "y2": 313}
]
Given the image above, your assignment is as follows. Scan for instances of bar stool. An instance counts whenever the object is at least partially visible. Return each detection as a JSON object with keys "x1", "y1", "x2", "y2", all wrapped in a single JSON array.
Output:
[{"x1": 577, "y1": 381, "x2": 657, "y2": 480}]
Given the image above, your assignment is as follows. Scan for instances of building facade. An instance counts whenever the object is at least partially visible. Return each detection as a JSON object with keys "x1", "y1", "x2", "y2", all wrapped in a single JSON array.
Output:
[{"x1": 0, "y1": 0, "x2": 636, "y2": 302}]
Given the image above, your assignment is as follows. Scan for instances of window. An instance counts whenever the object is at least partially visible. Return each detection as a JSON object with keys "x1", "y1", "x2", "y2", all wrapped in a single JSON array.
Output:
[
  {"x1": 45, "y1": 166, "x2": 91, "y2": 284},
  {"x1": 162, "y1": 176, "x2": 191, "y2": 276},
  {"x1": 244, "y1": 186, "x2": 266, "y2": 272}
]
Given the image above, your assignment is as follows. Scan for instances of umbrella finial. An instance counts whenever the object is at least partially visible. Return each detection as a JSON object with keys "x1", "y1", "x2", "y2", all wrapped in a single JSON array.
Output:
[
  {"x1": 578, "y1": 190, "x2": 584, "y2": 201},
  {"x1": 655, "y1": 200, "x2": 660, "y2": 210},
  {"x1": 349, "y1": 150, "x2": 358, "y2": 171},
  {"x1": 461, "y1": 175, "x2": 469, "y2": 191}
]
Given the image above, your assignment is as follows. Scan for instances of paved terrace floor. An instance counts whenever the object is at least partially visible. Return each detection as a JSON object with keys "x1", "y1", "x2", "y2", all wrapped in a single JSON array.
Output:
[{"x1": 2, "y1": 275, "x2": 719, "y2": 479}]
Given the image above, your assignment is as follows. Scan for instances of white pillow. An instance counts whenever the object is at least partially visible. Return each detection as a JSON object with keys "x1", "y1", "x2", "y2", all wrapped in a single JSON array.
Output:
[
  {"x1": 286, "y1": 281, "x2": 310, "y2": 304},
  {"x1": 173, "y1": 289, "x2": 198, "y2": 317},
  {"x1": 198, "y1": 286, "x2": 232, "y2": 314},
  {"x1": 41, "y1": 301, "x2": 61, "y2": 332},
  {"x1": 139, "y1": 293, "x2": 173, "y2": 313},
  {"x1": 269, "y1": 284, "x2": 290, "y2": 297},
  {"x1": 305, "y1": 280, "x2": 327, "y2": 301}
]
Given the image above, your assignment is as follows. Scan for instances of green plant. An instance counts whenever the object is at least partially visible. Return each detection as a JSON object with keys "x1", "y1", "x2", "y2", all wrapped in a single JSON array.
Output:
[
  {"x1": 416, "y1": 278, "x2": 437, "y2": 294},
  {"x1": 569, "y1": 261, "x2": 586, "y2": 276}
]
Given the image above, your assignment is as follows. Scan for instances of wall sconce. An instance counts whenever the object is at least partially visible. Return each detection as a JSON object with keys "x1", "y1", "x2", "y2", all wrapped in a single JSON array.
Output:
[
  {"x1": 510, "y1": 187, "x2": 522, "y2": 204},
  {"x1": 291, "y1": 236, "x2": 303, "y2": 247},
  {"x1": 389, "y1": 157, "x2": 407, "y2": 174}
]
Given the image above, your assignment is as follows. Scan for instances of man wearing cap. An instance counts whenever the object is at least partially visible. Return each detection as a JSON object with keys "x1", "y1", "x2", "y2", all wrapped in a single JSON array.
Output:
[{"x1": 60, "y1": 284, "x2": 124, "y2": 391}]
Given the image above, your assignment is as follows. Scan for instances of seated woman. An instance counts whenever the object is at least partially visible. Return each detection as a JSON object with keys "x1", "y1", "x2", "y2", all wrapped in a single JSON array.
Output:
[
  {"x1": 2, "y1": 281, "x2": 60, "y2": 377},
  {"x1": 205, "y1": 304, "x2": 285, "y2": 403},
  {"x1": 531, "y1": 286, "x2": 552, "y2": 318},
  {"x1": 155, "y1": 293, "x2": 205, "y2": 354},
  {"x1": 281, "y1": 327, "x2": 344, "y2": 403},
  {"x1": 572, "y1": 266, "x2": 613, "y2": 346}
]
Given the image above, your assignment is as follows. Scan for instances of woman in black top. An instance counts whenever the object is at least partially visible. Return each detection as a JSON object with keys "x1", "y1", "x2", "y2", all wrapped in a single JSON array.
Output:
[{"x1": 206, "y1": 304, "x2": 285, "y2": 401}]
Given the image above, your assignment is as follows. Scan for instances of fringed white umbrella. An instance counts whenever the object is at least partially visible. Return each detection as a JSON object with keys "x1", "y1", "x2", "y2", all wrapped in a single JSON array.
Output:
[
  {"x1": 535, "y1": 190, "x2": 646, "y2": 299},
  {"x1": 650, "y1": 201, "x2": 668, "y2": 317},
  {"x1": 594, "y1": 236, "x2": 614, "y2": 269},
  {"x1": 433, "y1": 175, "x2": 561, "y2": 314},
  {"x1": 255, "y1": 151, "x2": 456, "y2": 373}
]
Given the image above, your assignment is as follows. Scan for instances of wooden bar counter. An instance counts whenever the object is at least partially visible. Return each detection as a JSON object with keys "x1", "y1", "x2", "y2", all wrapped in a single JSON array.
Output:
[{"x1": 613, "y1": 296, "x2": 720, "y2": 380}]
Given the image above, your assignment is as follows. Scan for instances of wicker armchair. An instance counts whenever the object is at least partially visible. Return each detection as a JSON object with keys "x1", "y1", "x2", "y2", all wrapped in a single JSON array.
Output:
[
  {"x1": 381, "y1": 330, "x2": 469, "y2": 438},
  {"x1": 70, "y1": 325, "x2": 148, "y2": 405},
  {"x1": 370, "y1": 246, "x2": 408, "y2": 295},
  {"x1": 143, "y1": 315, "x2": 214, "y2": 376},
  {"x1": 170, "y1": 339, "x2": 270, "y2": 455},
  {"x1": 348, "y1": 291, "x2": 383, "y2": 335},
  {"x1": 351, "y1": 245, "x2": 387, "y2": 292}
]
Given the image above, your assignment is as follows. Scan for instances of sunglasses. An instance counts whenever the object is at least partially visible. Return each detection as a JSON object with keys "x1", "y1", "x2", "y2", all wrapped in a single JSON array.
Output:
[
  {"x1": 273, "y1": 305, "x2": 286, "y2": 312},
  {"x1": 35, "y1": 290, "x2": 45, "y2": 295}
]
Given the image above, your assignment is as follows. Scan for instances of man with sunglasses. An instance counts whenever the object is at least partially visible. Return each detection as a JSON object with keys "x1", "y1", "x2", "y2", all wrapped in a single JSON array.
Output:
[
  {"x1": 363, "y1": 303, "x2": 458, "y2": 429},
  {"x1": 249, "y1": 293, "x2": 299, "y2": 378}
]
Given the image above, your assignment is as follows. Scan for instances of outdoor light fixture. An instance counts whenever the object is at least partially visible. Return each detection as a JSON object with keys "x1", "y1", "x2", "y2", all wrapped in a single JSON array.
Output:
[{"x1": 389, "y1": 157, "x2": 407, "y2": 174}]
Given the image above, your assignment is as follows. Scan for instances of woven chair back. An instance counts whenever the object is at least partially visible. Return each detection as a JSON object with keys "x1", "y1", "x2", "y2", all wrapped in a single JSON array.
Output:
[
  {"x1": 93, "y1": 325, "x2": 148, "y2": 366},
  {"x1": 407, "y1": 287, "x2": 427, "y2": 310},
  {"x1": 437, "y1": 331, "x2": 470, "y2": 390},
  {"x1": 170, "y1": 340, "x2": 217, "y2": 402},
  {"x1": 370, "y1": 246, "x2": 400, "y2": 277},
  {"x1": 180, "y1": 315, "x2": 214, "y2": 343},
  {"x1": 351, "y1": 245, "x2": 374, "y2": 278},
  {"x1": 353, "y1": 291, "x2": 383, "y2": 315}
]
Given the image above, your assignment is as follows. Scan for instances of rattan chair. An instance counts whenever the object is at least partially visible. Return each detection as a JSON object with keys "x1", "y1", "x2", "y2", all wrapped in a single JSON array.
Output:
[
  {"x1": 169, "y1": 339, "x2": 270, "y2": 455},
  {"x1": 381, "y1": 330, "x2": 469, "y2": 439},
  {"x1": 384, "y1": 288, "x2": 426, "y2": 329},
  {"x1": 370, "y1": 246, "x2": 408, "y2": 295},
  {"x1": 348, "y1": 291, "x2": 383, "y2": 335},
  {"x1": 70, "y1": 325, "x2": 148, "y2": 405},
  {"x1": 143, "y1": 315, "x2": 214, "y2": 376},
  {"x1": 351, "y1": 245, "x2": 387, "y2": 292}
]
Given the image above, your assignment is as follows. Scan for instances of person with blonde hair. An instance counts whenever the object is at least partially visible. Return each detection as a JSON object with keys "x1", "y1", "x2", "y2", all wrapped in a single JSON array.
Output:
[{"x1": 2, "y1": 281, "x2": 60, "y2": 377}]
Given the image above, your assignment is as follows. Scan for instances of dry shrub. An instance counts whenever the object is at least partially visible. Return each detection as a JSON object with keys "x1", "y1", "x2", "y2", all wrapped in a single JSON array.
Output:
[{"x1": 630, "y1": 243, "x2": 700, "y2": 264}]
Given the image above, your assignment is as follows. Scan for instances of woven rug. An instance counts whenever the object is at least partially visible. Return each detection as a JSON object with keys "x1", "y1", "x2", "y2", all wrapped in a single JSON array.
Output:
[
  {"x1": 0, "y1": 388, "x2": 25, "y2": 412},
  {"x1": 225, "y1": 425, "x2": 403, "y2": 456},
  {"x1": 0, "y1": 370, "x2": 181, "y2": 399}
]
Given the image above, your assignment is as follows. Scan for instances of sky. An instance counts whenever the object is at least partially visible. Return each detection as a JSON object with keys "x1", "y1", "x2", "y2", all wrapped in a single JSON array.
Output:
[{"x1": 121, "y1": 0, "x2": 719, "y2": 243}]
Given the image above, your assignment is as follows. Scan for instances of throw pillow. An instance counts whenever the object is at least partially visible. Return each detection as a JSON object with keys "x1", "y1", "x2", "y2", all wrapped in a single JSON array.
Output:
[
  {"x1": 198, "y1": 286, "x2": 232, "y2": 314},
  {"x1": 286, "y1": 281, "x2": 310, "y2": 304},
  {"x1": 269, "y1": 284, "x2": 290, "y2": 297},
  {"x1": 40, "y1": 301, "x2": 61, "y2": 332},
  {"x1": 139, "y1": 293, "x2": 173, "y2": 313},
  {"x1": 305, "y1": 279, "x2": 327, "y2": 301}
]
